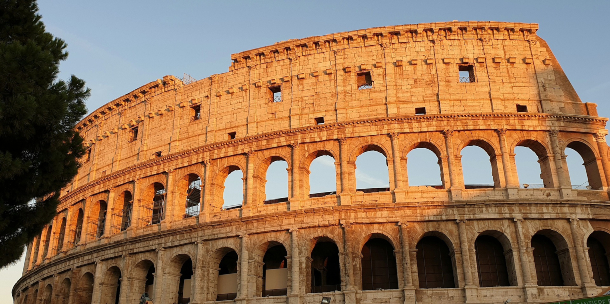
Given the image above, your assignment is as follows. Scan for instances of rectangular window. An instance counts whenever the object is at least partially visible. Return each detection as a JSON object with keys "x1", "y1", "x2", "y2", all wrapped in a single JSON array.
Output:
[
  {"x1": 191, "y1": 105, "x2": 201, "y2": 121},
  {"x1": 415, "y1": 107, "x2": 426, "y2": 115},
  {"x1": 357, "y1": 71, "x2": 373, "y2": 90},
  {"x1": 129, "y1": 127, "x2": 138, "y2": 142},
  {"x1": 315, "y1": 117, "x2": 325, "y2": 125},
  {"x1": 270, "y1": 85, "x2": 282, "y2": 102},
  {"x1": 459, "y1": 65, "x2": 475, "y2": 83},
  {"x1": 84, "y1": 148, "x2": 91, "y2": 162},
  {"x1": 153, "y1": 151, "x2": 162, "y2": 158},
  {"x1": 516, "y1": 104, "x2": 528, "y2": 112},
  {"x1": 228, "y1": 132, "x2": 236, "y2": 140}
]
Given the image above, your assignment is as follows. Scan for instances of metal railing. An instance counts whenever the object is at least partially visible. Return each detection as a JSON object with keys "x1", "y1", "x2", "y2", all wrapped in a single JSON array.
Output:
[
  {"x1": 358, "y1": 82, "x2": 373, "y2": 90},
  {"x1": 459, "y1": 76, "x2": 475, "y2": 83}
]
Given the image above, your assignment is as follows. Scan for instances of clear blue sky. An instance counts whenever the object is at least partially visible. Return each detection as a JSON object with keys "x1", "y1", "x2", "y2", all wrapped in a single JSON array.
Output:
[{"x1": 4, "y1": 0, "x2": 610, "y2": 301}]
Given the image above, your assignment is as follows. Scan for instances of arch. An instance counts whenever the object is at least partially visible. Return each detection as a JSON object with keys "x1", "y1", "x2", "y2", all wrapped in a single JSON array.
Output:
[
  {"x1": 416, "y1": 235, "x2": 456, "y2": 288},
  {"x1": 41, "y1": 224, "x2": 52, "y2": 259},
  {"x1": 179, "y1": 173, "x2": 202, "y2": 218},
  {"x1": 565, "y1": 140, "x2": 603, "y2": 190},
  {"x1": 118, "y1": 190, "x2": 133, "y2": 231},
  {"x1": 406, "y1": 142, "x2": 445, "y2": 188},
  {"x1": 100, "y1": 266, "x2": 121, "y2": 304},
  {"x1": 474, "y1": 232, "x2": 513, "y2": 287},
  {"x1": 308, "y1": 153, "x2": 337, "y2": 197},
  {"x1": 221, "y1": 166, "x2": 244, "y2": 209},
  {"x1": 217, "y1": 249, "x2": 239, "y2": 301},
  {"x1": 261, "y1": 242, "x2": 288, "y2": 297},
  {"x1": 587, "y1": 231, "x2": 610, "y2": 286},
  {"x1": 355, "y1": 145, "x2": 390, "y2": 192},
  {"x1": 75, "y1": 272, "x2": 94, "y2": 304},
  {"x1": 74, "y1": 208, "x2": 84, "y2": 245},
  {"x1": 263, "y1": 156, "x2": 289, "y2": 204},
  {"x1": 166, "y1": 254, "x2": 194, "y2": 304},
  {"x1": 96, "y1": 200, "x2": 107, "y2": 238},
  {"x1": 129, "y1": 259, "x2": 156, "y2": 303},
  {"x1": 145, "y1": 182, "x2": 166, "y2": 225},
  {"x1": 42, "y1": 284, "x2": 52, "y2": 304},
  {"x1": 461, "y1": 139, "x2": 500, "y2": 188},
  {"x1": 514, "y1": 139, "x2": 554, "y2": 188},
  {"x1": 361, "y1": 235, "x2": 398, "y2": 290},
  {"x1": 309, "y1": 238, "x2": 341, "y2": 293},
  {"x1": 58, "y1": 278, "x2": 71, "y2": 304},
  {"x1": 56, "y1": 217, "x2": 66, "y2": 252},
  {"x1": 531, "y1": 229, "x2": 576, "y2": 286}
]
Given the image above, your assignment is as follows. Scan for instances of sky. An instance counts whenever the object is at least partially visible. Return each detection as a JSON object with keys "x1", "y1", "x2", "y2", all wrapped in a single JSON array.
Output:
[{"x1": 4, "y1": 0, "x2": 610, "y2": 301}]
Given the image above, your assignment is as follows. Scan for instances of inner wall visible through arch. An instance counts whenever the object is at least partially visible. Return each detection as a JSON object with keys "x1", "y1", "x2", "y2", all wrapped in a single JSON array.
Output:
[{"x1": 224, "y1": 170, "x2": 244, "y2": 209}]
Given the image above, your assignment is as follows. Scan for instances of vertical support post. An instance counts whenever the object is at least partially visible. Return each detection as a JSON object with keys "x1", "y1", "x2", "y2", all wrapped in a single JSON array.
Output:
[
  {"x1": 390, "y1": 133, "x2": 407, "y2": 202},
  {"x1": 192, "y1": 241, "x2": 207, "y2": 304},
  {"x1": 237, "y1": 234, "x2": 249, "y2": 301},
  {"x1": 497, "y1": 129, "x2": 519, "y2": 197},
  {"x1": 514, "y1": 218, "x2": 538, "y2": 302},
  {"x1": 569, "y1": 218, "x2": 596, "y2": 296},
  {"x1": 340, "y1": 221, "x2": 356, "y2": 303},
  {"x1": 548, "y1": 130, "x2": 573, "y2": 198},
  {"x1": 399, "y1": 223, "x2": 415, "y2": 304},
  {"x1": 200, "y1": 160, "x2": 211, "y2": 222},
  {"x1": 338, "y1": 138, "x2": 352, "y2": 205},
  {"x1": 289, "y1": 144, "x2": 301, "y2": 210},
  {"x1": 104, "y1": 189, "x2": 116, "y2": 238},
  {"x1": 244, "y1": 152, "x2": 255, "y2": 216},
  {"x1": 443, "y1": 130, "x2": 462, "y2": 200},
  {"x1": 91, "y1": 260, "x2": 104, "y2": 304},
  {"x1": 289, "y1": 229, "x2": 300, "y2": 304},
  {"x1": 163, "y1": 170, "x2": 175, "y2": 228},
  {"x1": 595, "y1": 131, "x2": 610, "y2": 189},
  {"x1": 153, "y1": 248, "x2": 165, "y2": 303}
]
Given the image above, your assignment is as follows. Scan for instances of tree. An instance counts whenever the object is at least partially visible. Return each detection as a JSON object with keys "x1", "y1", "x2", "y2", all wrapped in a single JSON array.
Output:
[{"x1": 0, "y1": 0, "x2": 89, "y2": 268}]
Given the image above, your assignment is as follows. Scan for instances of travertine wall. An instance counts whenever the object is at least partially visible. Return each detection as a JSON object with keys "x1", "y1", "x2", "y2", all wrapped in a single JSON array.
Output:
[{"x1": 13, "y1": 21, "x2": 610, "y2": 304}]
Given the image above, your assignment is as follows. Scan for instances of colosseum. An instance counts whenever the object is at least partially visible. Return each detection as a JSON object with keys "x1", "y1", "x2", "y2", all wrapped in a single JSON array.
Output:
[{"x1": 12, "y1": 21, "x2": 610, "y2": 304}]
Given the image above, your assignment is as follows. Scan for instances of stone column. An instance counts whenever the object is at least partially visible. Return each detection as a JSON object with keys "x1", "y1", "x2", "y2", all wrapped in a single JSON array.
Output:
[
  {"x1": 237, "y1": 235, "x2": 249, "y2": 302},
  {"x1": 340, "y1": 221, "x2": 356, "y2": 303},
  {"x1": 398, "y1": 223, "x2": 415, "y2": 304},
  {"x1": 390, "y1": 133, "x2": 407, "y2": 203},
  {"x1": 443, "y1": 130, "x2": 462, "y2": 200},
  {"x1": 153, "y1": 248, "x2": 165, "y2": 303},
  {"x1": 163, "y1": 170, "x2": 176, "y2": 228},
  {"x1": 569, "y1": 218, "x2": 597, "y2": 297},
  {"x1": 289, "y1": 144, "x2": 301, "y2": 210},
  {"x1": 244, "y1": 152, "x2": 255, "y2": 215},
  {"x1": 514, "y1": 218, "x2": 538, "y2": 302},
  {"x1": 130, "y1": 178, "x2": 143, "y2": 231},
  {"x1": 91, "y1": 260, "x2": 104, "y2": 304},
  {"x1": 103, "y1": 189, "x2": 116, "y2": 238},
  {"x1": 457, "y1": 221, "x2": 475, "y2": 289},
  {"x1": 548, "y1": 130, "x2": 573, "y2": 199},
  {"x1": 289, "y1": 229, "x2": 300, "y2": 304},
  {"x1": 192, "y1": 241, "x2": 207, "y2": 304},
  {"x1": 200, "y1": 160, "x2": 211, "y2": 222},
  {"x1": 497, "y1": 129, "x2": 519, "y2": 197},
  {"x1": 594, "y1": 130, "x2": 610, "y2": 188},
  {"x1": 338, "y1": 138, "x2": 352, "y2": 205}
]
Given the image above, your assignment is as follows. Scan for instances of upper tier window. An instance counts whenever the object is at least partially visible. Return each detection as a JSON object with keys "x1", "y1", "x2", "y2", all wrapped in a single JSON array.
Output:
[
  {"x1": 270, "y1": 85, "x2": 282, "y2": 102},
  {"x1": 357, "y1": 71, "x2": 373, "y2": 90},
  {"x1": 459, "y1": 65, "x2": 475, "y2": 83}
]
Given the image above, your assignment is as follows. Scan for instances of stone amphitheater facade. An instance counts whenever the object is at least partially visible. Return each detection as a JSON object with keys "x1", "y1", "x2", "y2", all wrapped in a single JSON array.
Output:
[{"x1": 13, "y1": 21, "x2": 610, "y2": 304}]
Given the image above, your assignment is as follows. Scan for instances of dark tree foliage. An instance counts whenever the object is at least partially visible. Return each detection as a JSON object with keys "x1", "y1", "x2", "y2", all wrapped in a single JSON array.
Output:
[{"x1": 0, "y1": 0, "x2": 89, "y2": 268}]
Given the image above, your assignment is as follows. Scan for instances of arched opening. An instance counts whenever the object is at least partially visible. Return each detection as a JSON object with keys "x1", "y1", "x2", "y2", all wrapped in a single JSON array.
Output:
[
  {"x1": 217, "y1": 250, "x2": 238, "y2": 301},
  {"x1": 42, "y1": 284, "x2": 52, "y2": 304},
  {"x1": 416, "y1": 236, "x2": 456, "y2": 288},
  {"x1": 75, "y1": 272, "x2": 94, "y2": 304},
  {"x1": 262, "y1": 243, "x2": 288, "y2": 297},
  {"x1": 355, "y1": 148, "x2": 389, "y2": 193},
  {"x1": 361, "y1": 236, "x2": 398, "y2": 290},
  {"x1": 42, "y1": 224, "x2": 52, "y2": 259},
  {"x1": 32, "y1": 237, "x2": 40, "y2": 265},
  {"x1": 531, "y1": 230, "x2": 576, "y2": 286},
  {"x1": 120, "y1": 191, "x2": 133, "y2": 231},
  {"x1": 176, "y1": 258, "x2": 193, "y2": 304},
  {"x1": 475, "y1": 235, "x2": 510, "y2": 287},
  {"x1": 587, "y1": 231, "x2": 610, "y2": 286},
  {"x1": 57, "y1": 217, "x2": 66, "y2": 252},
  {"x1": 96, "y1": 201, "x2": 107, "y2": 238},
  {"x1": 407, "y1": 144, "x2": 444, "y2": 188},
  {"x1": 461, "y1": 141, "x2": 498, "y2": 188},
  {"x1": 149, "y1": 183, "x2": 166, "y2": 224},
  {"x1": 308, "y1": 154, "x2": 337, "y2": 197},
  {"x1": 566, "y1": 141, "x2": 603, "y2": 190},
  {"x1": 223, "y1": 167, "x2": 244, "y2": 209},
  {"x1": 101, "y1": 266, "x2": 121, "y2": 304},
  {"x1": 58, "y1": 278, "x2": 71, "y2": 304},
  {"x1": 74, "y1": 208, "x2": 84, "y2": 245},
  {"x1": 129, "y1": 260, "x2": 156, "y2": 303},
  {"x1": 514, "y1": 140, "x2": 553, "y2": 188},
  {"x1": 264, "y1": 159, "x2": 289, "y2": 204},
  {"x1": 310, "y1": 239, "x2": 341, "y2": 293},
  {"x1": 184, "y1": 174, "x2": 201, "y2": 218}
]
